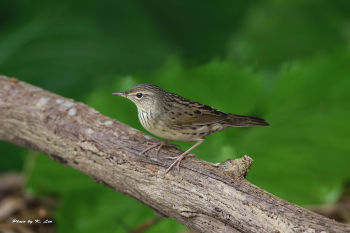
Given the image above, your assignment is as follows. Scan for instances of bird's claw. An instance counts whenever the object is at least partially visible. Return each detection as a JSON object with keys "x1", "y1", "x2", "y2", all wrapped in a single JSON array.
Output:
[
  {"x1": 164, "y1": 154, "x2": 195, "y2": 160},
  {"x1": 164, "y1": 153, "x2": 194, "y2": 173},
  {"x1": 140, "y1": 140, "x2": 171, "y2": 157}
]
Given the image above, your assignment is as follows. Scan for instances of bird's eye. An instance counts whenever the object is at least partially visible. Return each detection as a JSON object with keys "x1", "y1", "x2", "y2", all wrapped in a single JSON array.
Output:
[{"x1": 136, "y1": 93, "x2": 143, "y2": 98}]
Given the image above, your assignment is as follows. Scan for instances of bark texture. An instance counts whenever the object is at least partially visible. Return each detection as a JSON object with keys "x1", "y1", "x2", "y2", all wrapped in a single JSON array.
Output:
[{"x1": 0, "y1": 75, "x2": 349, "y2": 233}]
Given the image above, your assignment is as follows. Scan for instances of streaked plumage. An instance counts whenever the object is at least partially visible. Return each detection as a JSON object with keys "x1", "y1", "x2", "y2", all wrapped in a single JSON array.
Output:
[{"x1": 113, "y1": 84, "x2": 269, "y2": 173}]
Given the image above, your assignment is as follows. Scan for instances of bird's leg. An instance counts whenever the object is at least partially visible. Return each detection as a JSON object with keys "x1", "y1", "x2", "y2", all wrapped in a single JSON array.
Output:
[
  {"x1": 141, "y1": 139, "x2": 170, "y2": 157},
  {"x1": 165, "y1": 140, "x2": 203, "y2": 173}
]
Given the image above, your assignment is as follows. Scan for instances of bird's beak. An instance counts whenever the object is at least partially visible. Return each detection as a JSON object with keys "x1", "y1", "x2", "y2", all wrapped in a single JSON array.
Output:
[{"x1": 112, "y1": 92, "x2": 126, "y2": 97}]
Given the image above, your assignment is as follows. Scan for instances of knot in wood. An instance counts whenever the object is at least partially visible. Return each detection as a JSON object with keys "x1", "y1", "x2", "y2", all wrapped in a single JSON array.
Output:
[{"x1": 219, "y1": 155, "x2": 253, "y2": 178}]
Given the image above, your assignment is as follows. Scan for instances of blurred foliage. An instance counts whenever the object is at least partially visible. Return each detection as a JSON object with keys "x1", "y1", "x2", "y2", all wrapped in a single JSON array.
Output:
[
  {"x1": 1, "y1": 0, "x2": 350, "y2": 232},
  {"x1": 228, "y1": 0, "x2": 350, "y2": 68}
]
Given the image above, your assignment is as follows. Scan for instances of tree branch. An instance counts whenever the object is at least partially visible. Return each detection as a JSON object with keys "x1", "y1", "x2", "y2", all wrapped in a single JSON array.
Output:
[{"x1": 0, "y1": 75, "x2": 349, "y2": 233}]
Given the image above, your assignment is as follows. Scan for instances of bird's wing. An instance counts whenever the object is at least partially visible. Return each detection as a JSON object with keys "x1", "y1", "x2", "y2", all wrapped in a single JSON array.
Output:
[
  {"x1": 164, "y1": 93, "x2": 269, "y2": 128},
  {"x1": 166, "y1": 95, "x2": 229, "y2": 128}
]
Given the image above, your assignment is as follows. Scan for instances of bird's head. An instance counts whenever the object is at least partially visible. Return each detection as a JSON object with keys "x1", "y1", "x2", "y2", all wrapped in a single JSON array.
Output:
[{"x1": 113, "y1": 84, "x2": 164, "y2": 111}]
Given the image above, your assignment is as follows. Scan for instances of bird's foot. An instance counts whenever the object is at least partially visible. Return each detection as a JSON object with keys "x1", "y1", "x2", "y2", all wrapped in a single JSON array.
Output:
[
  {"x1": 164, "y1": 154, "x2": 195, "y2": 160},
  {"x1": 164, "y1": 152, "x2": 192, "y2": 173},
  {"x1": 164, "y1": 140, "x2": 203, "y2": 173},
  {"x1": 140, "y1": 140, "x2": 170, "y2": 157}
]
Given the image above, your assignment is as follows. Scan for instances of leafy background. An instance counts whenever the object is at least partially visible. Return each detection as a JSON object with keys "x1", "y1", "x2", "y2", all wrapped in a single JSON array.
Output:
[{"x1": 1, "y1": 0, "x2": 350, "y2": 232}]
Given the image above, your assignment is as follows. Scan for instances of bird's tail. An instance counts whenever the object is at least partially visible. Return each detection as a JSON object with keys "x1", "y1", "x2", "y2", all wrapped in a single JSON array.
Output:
[{"x1": 228, "y1": 114, "x2": 269, "y2": 126}]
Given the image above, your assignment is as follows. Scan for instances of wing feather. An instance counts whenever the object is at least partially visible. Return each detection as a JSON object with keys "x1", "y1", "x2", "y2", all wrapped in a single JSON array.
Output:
[{"x1": 163, "y1": 93, "x2": 229, "y2": 128}]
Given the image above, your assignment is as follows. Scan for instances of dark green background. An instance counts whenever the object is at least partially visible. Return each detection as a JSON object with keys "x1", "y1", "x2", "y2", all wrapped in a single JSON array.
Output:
[{"x1": 1, "y1": 0, "x2": 350, "y2": 232}]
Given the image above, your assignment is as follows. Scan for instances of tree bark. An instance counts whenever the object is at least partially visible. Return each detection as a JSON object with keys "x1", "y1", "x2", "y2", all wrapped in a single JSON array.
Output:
[{"x1": 0, "y1": 75, "x2": 349, "y2": 233}]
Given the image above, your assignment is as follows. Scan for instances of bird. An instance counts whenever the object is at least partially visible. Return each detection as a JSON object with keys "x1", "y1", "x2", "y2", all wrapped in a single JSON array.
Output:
[{"x1": 113, "y1": 84, "x2": 269, "y2": 173}]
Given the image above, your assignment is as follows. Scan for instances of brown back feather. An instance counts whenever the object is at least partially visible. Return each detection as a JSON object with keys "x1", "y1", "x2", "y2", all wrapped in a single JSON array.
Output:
[{"x1": 163, "y1": 92, "x2": 269, "y2": 127}]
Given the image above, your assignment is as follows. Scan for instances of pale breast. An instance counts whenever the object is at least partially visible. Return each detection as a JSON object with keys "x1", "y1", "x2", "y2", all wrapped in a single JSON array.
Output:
[{"x1": 138, "y1": 110, "x2": 202, "y2": 142}]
